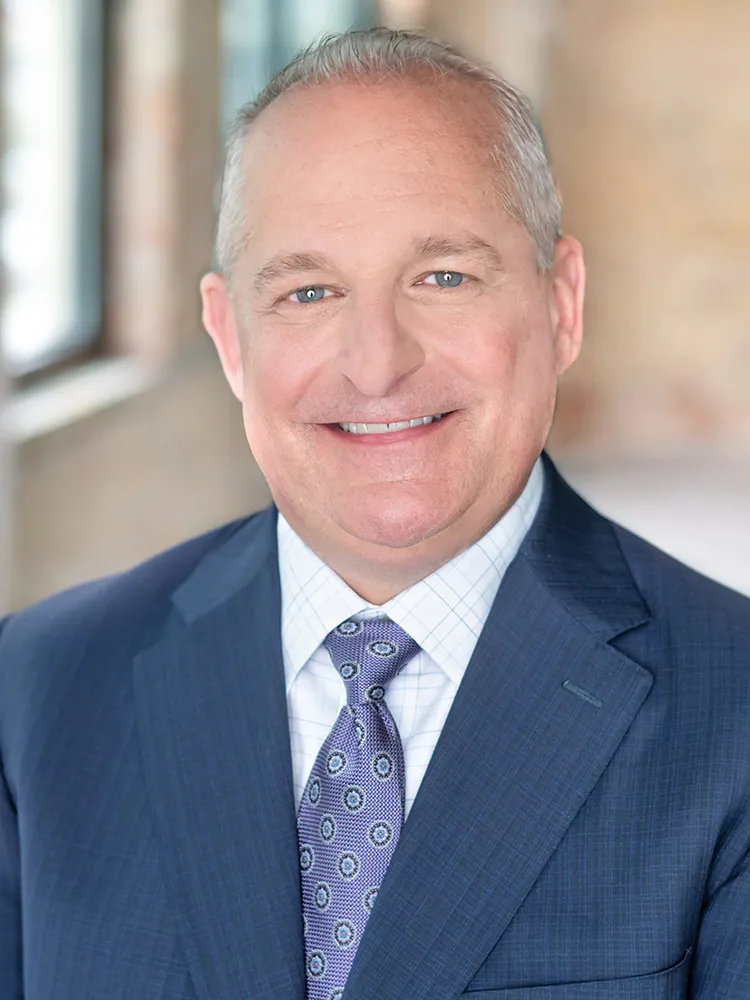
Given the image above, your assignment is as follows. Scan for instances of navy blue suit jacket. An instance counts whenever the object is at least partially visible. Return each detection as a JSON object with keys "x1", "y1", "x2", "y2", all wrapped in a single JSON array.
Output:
[{"x1": 2, "y1": 459, "x2": 750, "y2": 998}]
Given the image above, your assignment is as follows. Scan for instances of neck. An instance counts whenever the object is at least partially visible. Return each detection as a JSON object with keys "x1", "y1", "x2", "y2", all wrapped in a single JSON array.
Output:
[{"x1": 323, "y1": 550, "x2": 457, "y2": 606}]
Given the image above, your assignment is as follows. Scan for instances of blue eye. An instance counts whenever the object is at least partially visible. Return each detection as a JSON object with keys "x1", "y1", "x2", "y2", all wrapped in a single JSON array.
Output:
[
  {"x1": 291, "y1": 286, "x2": 327, "y2": 303},
  {"x1": 430, "y1": 271, "x2": 465, "y2": 288}
]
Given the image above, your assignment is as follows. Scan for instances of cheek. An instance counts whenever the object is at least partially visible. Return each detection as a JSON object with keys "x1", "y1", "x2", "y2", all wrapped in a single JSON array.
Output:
[
  {"x1": 238, "y1": 345, "x2": 293, "y2": 464},
  {"x1": 452, "y1": 314, "x2": 545, "y2": 393},
  {"x1": 242, "y1": 330, "x2": 302, "y2": 417},
  {"x1": 494, "y1": 301, "x2": 558, "y2": 379},
  {"x1": 451, "y1": 310, "x2": 559, "y2": 440},
  {"x1": 239, "y1": 333, "x2": 326, "y2": 468}
]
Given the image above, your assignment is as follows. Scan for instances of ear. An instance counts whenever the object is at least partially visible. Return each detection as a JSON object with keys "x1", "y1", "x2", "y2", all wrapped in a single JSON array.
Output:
[
  {"x1": 547, "y1": 235, "x2": 586, "y2": 376},
  {"x1": 200, "y1": 272, "x2": 245, "y2": 401}
]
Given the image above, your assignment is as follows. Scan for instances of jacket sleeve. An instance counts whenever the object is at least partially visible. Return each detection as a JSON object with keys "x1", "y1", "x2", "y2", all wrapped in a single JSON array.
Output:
[
  {"x1": 0, "y1": 616, "x2": 23, "y2": 998},
  {"x1": 691, "y1": 802, "x2": 750, "y2": 996}
]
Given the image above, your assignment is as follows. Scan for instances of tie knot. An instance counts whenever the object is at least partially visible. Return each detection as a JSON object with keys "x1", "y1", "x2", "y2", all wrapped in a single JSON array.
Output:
[{"x1": 324, "y1": 618, "x2": 420, "y2": 705}]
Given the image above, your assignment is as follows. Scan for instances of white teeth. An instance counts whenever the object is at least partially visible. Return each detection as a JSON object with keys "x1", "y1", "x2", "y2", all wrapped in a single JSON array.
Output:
[{"x1": 338, "y1": 414, "x2": 444, "y2": 435}]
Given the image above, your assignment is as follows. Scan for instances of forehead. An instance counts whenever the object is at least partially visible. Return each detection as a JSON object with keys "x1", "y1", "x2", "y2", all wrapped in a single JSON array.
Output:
[{"x1": 239, "y1": 75, "x2": 504, "y2": 254}]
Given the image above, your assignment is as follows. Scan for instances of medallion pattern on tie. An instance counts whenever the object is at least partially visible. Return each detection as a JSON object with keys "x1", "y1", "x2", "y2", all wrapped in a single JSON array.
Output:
[{"x1": 298, "y1": 617, "x2": 420, "y2": 999}]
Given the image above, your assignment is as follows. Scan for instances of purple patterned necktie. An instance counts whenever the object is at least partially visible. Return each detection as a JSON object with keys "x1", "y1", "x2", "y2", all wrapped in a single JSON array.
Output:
[{"x1": 298, "y1": 617, "x2": 420, "y2": 999}]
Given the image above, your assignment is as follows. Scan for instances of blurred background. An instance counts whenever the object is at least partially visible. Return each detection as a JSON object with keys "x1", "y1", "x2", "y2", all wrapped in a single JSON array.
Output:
[{"x1": 0, "y1": 0, "x2": 748, "y2": 613}]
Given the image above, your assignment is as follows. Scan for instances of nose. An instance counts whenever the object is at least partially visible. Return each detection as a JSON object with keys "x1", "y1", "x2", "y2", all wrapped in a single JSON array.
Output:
[{"x1": 337, "y1": 296, "x2": 425, "y2": 397}]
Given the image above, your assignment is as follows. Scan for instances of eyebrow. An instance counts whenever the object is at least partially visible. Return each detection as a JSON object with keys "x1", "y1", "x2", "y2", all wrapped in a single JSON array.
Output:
[
  {"x1": 251, "y1": 232, "x2": 505, "y2": 295},
  {"x1": 408, "y1": 233, "x2": 506, "y2": 272},
  {"x1": 252, "y1": 251, "x2": 333, "y2": 295}
]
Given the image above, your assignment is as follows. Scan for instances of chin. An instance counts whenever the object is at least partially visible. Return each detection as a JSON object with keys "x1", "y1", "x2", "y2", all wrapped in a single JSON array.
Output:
[{"x1": 336, "y1": 493, "x2": 462, "y2": 551}]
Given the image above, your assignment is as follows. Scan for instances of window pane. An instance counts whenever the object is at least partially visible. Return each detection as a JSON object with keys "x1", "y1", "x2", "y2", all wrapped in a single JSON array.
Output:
[{"x1": 1, "y1": 0, "x2": 103, "y2": 376}]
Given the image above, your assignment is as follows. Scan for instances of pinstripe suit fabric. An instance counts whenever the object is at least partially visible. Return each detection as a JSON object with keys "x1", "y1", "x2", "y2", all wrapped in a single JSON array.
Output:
[{"x1": 1, "y1": 456, "x2": 750, "y2": 999}]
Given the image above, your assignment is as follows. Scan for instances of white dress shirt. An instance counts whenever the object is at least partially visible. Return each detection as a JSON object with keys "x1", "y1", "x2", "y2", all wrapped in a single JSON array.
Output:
[{"x1": 278, "y1": 459, "x2": 544, "y2": 818}]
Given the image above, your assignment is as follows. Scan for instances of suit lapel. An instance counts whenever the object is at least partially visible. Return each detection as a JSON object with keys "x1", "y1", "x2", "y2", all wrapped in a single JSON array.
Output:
[
  {"x1": 344, "y1": 460, "x2": 654, "y2": 1000},
  {"x1": 133, "y1": 509, "x2": 306, "y2": 1000}
]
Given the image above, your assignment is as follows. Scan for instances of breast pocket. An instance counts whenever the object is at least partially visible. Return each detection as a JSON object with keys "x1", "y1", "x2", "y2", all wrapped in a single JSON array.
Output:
[{"x1": 461, "y1": 948, "x2": 691, "y2": 998}]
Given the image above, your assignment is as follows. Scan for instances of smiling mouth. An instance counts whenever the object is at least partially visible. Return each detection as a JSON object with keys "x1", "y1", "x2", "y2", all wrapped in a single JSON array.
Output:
[{"x1": 336, "y1": 413, "x2": 447, "y2": 435}]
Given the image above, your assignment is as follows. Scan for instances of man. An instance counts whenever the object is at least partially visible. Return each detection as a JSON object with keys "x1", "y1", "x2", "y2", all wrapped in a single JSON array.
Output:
[{"x1": 1, "y1": 26, "x2": 749, "y2": 999}]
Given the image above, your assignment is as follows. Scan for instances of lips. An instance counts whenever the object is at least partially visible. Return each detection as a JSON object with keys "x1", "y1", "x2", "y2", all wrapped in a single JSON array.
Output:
[
  {"x1": 338, "y1": 413, "x2": 445, "y2": 435},
  {"x1": 317, "y1": 411, "x2": 456, "y2": 447}
]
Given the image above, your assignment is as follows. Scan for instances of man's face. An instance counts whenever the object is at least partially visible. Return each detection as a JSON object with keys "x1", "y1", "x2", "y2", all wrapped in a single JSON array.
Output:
[{"x1": 203, "y1": 76, "x2": 583, "y2": 577}]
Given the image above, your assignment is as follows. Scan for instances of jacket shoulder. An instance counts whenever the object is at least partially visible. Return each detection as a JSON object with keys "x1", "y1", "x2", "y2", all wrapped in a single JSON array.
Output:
[
  {"x1": 613, "y1": 522, "x2": 750, "y2": 641},
  {"x1": 0, "y1": 511, "x2": 270, "y2": 749},
  {"x1": 3, "y1": 515, "x2": 254, "y2": 638}
]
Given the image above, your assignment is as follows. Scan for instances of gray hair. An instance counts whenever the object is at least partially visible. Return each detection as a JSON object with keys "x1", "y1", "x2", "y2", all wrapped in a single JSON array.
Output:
[{"x1": 215, "y1": 27, "x2": 562, "y2": 278}]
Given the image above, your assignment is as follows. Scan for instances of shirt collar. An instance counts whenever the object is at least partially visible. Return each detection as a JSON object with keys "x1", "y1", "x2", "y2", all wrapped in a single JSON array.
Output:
[{"x1": 278, "y1": 458, "x2": 544, "y2": 692}]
